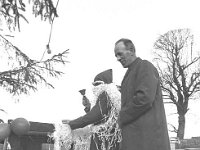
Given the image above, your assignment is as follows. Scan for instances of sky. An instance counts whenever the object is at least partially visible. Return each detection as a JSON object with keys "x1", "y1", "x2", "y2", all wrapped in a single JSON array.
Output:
[{"x1": 1, "y1": 0, "x2": 200, "y2": 139}]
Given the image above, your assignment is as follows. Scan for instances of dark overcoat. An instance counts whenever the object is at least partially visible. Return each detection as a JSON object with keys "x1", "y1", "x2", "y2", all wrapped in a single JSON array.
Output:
[{"x1": 119, "y1": 57, "x2": 171, "y2": 150}]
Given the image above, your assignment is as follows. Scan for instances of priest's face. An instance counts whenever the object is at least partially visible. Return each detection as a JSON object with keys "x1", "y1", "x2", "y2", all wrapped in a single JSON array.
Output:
[{"x1": 114, "y1": 42, "x2": 135, "y2": 68}]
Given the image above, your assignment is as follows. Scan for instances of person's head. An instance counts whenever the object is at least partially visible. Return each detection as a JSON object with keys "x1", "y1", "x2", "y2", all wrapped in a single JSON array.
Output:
[
  {"x1": 93, "y1": 69, "x2": 112, "y2": 86},
  {"x1": 114, "y1": 38, "x2": 136, "y2": 68}
]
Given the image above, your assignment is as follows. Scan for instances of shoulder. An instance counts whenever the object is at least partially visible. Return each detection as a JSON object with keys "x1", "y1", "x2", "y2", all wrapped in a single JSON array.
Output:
[
  {"x1": 138, "y1": 59, "x2": 156, "y2": 69},
  {"x1": 139, "y1": 59, "x2": 159, "y2": 78},
  {"x1": 133, "y1": 59, "x2": 158, "y2": 77},
  {"x1": 141, "y1": 58, "x2": 153, "y2": 65}
]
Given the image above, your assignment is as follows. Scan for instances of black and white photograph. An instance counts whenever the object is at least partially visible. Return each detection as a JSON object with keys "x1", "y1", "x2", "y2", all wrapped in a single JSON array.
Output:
[{"x1": 1, "y1": 0, "x2": 200, "y2": 150}]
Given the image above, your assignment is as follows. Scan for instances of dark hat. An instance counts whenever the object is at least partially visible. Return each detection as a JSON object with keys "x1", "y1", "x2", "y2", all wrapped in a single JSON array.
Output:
[{"x1": 94, "y1": 69, "x2": 112, "y2": 84}]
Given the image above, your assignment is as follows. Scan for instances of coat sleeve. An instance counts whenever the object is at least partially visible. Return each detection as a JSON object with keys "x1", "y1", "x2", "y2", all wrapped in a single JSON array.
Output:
[
  {"x1": 119, "y1": 61, "x2": 159, "y2": 127},
  {"x1": 68, "y1": 92, "x2": 109, "y2": 130}
]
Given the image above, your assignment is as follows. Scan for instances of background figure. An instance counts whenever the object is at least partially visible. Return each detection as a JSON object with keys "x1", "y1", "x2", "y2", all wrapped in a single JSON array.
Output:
[
  {"x1": 62, "y1": 69, "x2": 120, "y2": 150},
  {"x1": 114, "y1": 38, "x2": 171, "y2": 150}
]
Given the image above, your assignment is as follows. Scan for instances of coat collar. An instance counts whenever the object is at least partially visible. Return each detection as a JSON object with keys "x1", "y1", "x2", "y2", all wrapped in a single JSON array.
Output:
[
  {"x1": 121, "y1": 57, "x2": 141, "y2": 85},
  {"x1": 128, "y1": 57, "x2": 141, "y2": 69}
]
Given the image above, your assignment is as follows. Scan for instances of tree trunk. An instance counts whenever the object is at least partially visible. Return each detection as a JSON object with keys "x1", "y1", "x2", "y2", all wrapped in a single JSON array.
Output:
[{"x1": 177, "y1": 114, "x2": 185, "y2": 140}]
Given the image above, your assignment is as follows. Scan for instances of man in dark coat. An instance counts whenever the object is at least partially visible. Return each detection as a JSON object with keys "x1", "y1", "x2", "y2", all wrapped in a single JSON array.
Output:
[
  {"x1": 114, "y1": 38, "x2": 171, "y2": 150},
  {"x1": 62, "y1": 69, "x2": 120, "y2": 150}
]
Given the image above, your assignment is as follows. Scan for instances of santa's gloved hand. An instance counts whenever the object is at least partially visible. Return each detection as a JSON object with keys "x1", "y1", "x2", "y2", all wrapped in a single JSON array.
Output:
[
  {"x1": 82, "y1": 96, "x2": 91, "y2": 113},
  {"x1": 84, "y1": 106, "x2": 90, "y2": 113}
]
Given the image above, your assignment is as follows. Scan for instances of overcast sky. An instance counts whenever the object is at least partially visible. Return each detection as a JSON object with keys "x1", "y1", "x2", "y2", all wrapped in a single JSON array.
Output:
[{"x1": 1, "y1": 0, "x2": 200, "y2": 138}]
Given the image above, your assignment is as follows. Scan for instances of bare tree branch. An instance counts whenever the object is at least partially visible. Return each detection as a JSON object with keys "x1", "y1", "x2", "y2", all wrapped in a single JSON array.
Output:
[
  {"x1": 153, "y1": 28, "x2": 200, "y2": 139},
  {"x1": 168, "y1": 123, "x2": 178, "y2": 133}
]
